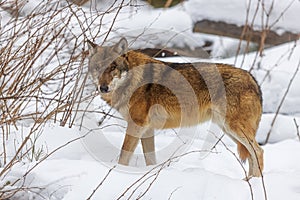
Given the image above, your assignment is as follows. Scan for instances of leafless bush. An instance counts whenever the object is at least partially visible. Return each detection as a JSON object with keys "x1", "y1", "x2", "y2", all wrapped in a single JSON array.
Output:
[
  {"x1": 0, "y1": 0, "x2": 27, "y2": 17},
  {"x1": 0, "y1": 0, "x2": 126, "y2": 197},
  {"x1": 235, "y1": 0, "x2": 298, "y2": 69}
]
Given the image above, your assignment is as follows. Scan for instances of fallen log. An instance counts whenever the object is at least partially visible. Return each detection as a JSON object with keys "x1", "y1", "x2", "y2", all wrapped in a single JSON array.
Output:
[{"x1": 193, "y1": 20, "x2": 299, "y2": 45}]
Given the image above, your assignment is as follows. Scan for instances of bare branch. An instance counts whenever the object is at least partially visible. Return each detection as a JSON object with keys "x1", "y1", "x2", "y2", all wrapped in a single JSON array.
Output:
[
  {"x1": 86, "y1": 165, "x2": 117, "y2": 200},
  {"x1": 294, "y1": 118, "x2": 300, "y2": 142},
  {"x1": 264, "y1": 60, "x2": 300, "y2": 144}
]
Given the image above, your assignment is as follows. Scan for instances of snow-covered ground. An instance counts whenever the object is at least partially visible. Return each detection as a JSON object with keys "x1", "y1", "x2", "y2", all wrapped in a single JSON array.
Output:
[{"x1": 1, "y1": 0, "x2": 300, "y2": 199}]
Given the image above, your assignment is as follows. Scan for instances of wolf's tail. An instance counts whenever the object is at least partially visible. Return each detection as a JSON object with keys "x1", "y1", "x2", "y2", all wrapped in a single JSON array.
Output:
[{"x1": 237, "y1": 142, "x2": 250, "y2": 162}]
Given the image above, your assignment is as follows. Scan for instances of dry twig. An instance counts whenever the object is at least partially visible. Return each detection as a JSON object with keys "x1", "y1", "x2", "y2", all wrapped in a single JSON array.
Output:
[
  {"x1": 293, "y1": 118, "x2": 300, "y2": 142},
  {"x1": 264, "y1": 60, "x2": 300, "y2": 144},
  {"x1": 86, "y1": 165, "x2": 117, "y2": 200}
]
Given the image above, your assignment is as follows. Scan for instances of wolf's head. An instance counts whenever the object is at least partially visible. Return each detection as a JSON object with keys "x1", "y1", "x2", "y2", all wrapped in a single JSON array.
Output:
[{"x1": 87, "y1": 38, "x2": 129, "y2": 93}]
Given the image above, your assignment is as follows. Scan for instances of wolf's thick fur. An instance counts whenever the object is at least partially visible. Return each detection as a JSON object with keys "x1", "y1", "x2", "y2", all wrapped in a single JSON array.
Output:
[{"x1": 87, "y1": 38, "x2": 264, "y2": 177}]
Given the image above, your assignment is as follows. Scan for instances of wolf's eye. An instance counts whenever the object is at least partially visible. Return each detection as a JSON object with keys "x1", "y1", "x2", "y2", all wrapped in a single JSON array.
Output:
[{"x1": 110, "y1": 62, "x2": 117, "y2": 71}]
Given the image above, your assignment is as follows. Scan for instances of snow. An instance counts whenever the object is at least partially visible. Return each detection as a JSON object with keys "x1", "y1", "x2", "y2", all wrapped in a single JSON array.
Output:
[{"x1": 1, "y1": 0, "x2": 300, "y2": 199}]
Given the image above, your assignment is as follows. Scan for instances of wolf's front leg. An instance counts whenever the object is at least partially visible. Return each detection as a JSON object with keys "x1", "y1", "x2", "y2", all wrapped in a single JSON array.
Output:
[
  {"x1": 118, "y1": 123, "x2": 146, "y2": 165},
  {"x1": 141, "y1": 128, "x2": 156, "y2": 165}
]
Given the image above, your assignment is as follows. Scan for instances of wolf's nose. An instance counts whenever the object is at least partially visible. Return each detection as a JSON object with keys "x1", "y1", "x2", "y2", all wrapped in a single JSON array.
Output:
[{"x1": 99, "y1": 85, "x2": 109, "y2": 93}]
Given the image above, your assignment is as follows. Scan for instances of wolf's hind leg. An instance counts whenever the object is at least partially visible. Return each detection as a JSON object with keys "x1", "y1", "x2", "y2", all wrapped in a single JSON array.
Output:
[{"x1": 226, "y1": 124, "x2": 264, "y2": 178}]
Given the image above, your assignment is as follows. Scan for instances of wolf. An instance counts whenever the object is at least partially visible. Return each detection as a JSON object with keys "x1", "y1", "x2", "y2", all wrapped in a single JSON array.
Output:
[{"x1": 87, "y1": 38, "x2": 264, "y2": 178}]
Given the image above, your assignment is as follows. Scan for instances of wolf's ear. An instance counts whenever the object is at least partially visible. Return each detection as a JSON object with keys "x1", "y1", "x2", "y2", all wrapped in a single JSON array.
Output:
[
  {"x1": 87, "y1": 40, "x2": 98, "y2": 55},
  {"x1": 113, "y1": 38, "x2": 128, "y2": 55}
]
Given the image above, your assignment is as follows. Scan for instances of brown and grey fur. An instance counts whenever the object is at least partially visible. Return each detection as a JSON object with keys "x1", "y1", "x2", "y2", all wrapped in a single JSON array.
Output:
[{"x1": 87, "y1": 38, "x2": 264, "y2": 178}]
